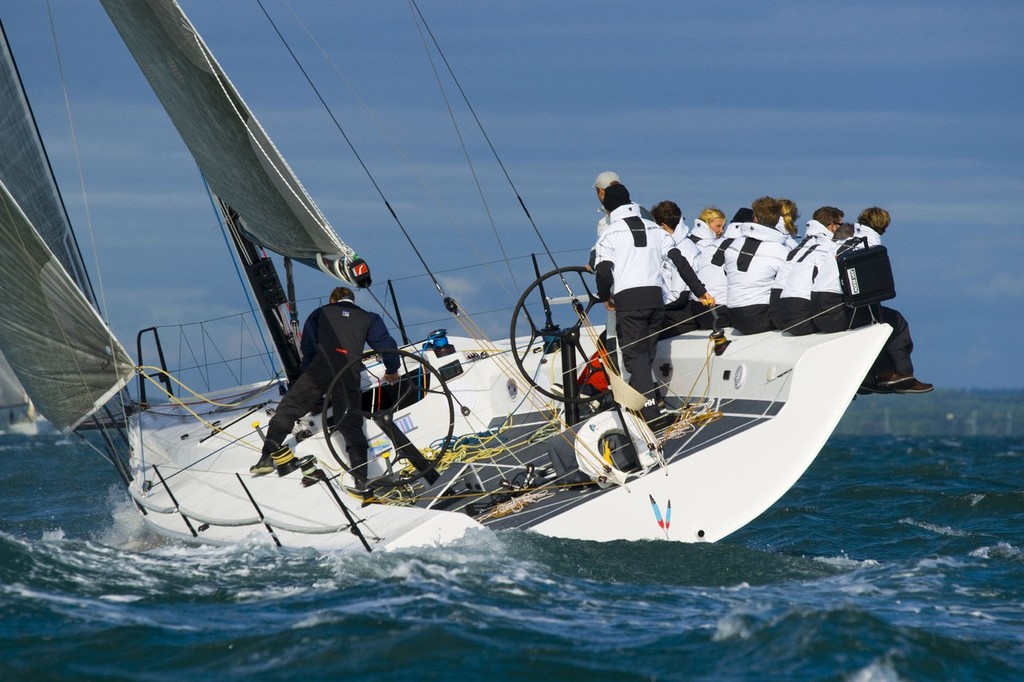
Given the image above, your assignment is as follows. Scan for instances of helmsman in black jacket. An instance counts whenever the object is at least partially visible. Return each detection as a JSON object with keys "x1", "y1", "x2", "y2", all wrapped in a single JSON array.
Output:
[{"x1": 250, "y1": 287, "x2": 400, "y2": 482}]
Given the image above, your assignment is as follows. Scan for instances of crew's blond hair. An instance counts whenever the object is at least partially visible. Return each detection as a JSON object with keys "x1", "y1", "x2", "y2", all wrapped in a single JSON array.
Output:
[
  {"x1": 697, "y1": 206, "x2": 726, "y2": 225},
  {"x1": 779, "y1": 199, "x2": 799, "y2": 235}
]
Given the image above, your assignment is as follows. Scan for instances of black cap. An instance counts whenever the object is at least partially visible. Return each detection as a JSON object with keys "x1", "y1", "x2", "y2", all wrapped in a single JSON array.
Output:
[
  {"x1": 601, "y1": 183, "x2": 631, "y2": 212},
  {"x1": 730, "y1": 207, "x2": 753, "y2": 223}
]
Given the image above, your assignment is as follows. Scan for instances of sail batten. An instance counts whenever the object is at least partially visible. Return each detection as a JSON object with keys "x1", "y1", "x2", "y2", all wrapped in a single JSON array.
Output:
[{"x1": 100, "y1": 0, "x2": 368, "y2": 284}]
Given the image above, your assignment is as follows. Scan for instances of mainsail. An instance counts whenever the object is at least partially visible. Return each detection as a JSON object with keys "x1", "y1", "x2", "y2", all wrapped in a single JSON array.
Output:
[{"x1": 100, "y1": 0, "x2": 371, "y2": 285}]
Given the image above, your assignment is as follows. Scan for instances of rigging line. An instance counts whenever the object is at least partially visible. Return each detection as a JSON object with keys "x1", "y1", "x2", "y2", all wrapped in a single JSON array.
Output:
[
  {"x1": 425, "y1": 318, "x2": 615, "y2": 472},
  {"x1": 273, "y1": 0, "x2": 521, "y2": 306},
  {"x1": 376, "y1": 247, "x2": 589, "y2": 283},
  {"x1": 44, "y1": 1, "x2": 133, "y2": 422},
  {"x1": 176, "y1": 325, "x2": 213, "y2": 392},
  {"x1": 407, "y1": 0, "x2": 519, "y2": 295},
  {"x1": 362, "y1": 287, "x2": 410, "y2": 343},
  {"x1": 137, "y1": 366, "x2": 270, "y2": 410},
  {"x1": 254, "y1": 0, "x2": 448, "y2": 302},
  {"x1": 183, "y1": 7, "x2": 348, "y2": 259},
  {"x1": 135, "y1": 372, "x2": 265, "y2": 456},
  {"x1": 408, "y1": 1, "x2": 564, "y2": 280}
]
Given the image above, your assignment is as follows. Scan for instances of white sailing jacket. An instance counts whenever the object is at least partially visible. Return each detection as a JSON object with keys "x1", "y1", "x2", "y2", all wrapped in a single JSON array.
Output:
[
  {"x1": 721, "y1": 222, "x2": 791, "y2": 308},
  {"x1": 722, "y1": 220, "x2": 746, "y2": 240},
  {"x1": 594, "y1": 203, "x2": 677, "y2": 311},
  {"x1": 779, "y1": 220, "x2": 835, "y2": 300},
  {"x1": 853, "y1": 223, "x2": 882, "y2": 247},
  {"x1": 776, "y1": 216, "x2": 800, "y2": 250},
  {"x1": 812, "y1": 234, "x2": 867, "y2": 298},
  {"x1": 661, "y1": 222, "x2": 700, "y2": 304},
  {"x1": 688, "y1": 219, "x2": 728, "y2": 305}
]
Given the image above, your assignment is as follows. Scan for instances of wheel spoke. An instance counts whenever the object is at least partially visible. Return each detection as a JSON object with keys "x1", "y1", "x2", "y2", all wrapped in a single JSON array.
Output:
[{"x1": 509, "y1": 265, "x2": 610, "y2": 405}]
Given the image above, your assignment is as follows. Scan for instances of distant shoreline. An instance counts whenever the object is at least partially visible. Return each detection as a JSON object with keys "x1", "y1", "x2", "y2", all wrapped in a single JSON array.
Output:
[{"x1": 837, "y1": 389, "x2": 1023, "y2": 437}]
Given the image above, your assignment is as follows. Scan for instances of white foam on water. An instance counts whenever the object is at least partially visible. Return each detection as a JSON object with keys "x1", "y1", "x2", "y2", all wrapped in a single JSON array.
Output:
[
  {"x1": 847, "y1": 654, "x2": 904, "y2": 682},
  {"x1": 711, "y1": 612, "x2": 754, "y2": 641},
  {"x1": 969, "y1": 542, "x2": 1022, "y2": 560},
  {"x1": 721, "y1": 581, "x2": 752, "y2": 592},
  {"x1": 916, "y1": 555, "x2": 965, "y2": 570},
  {"x1": 94, "y1": 484, "x2": 163, "y2": 551},
  {"x1": 3, "y1": 580, "x2": 193, "y2": 630},
  {"x1": 99, "y1": 593, "x2": 144, "y2": 603},
  {"x1": 816, "y1": 555, "x2": 881, "y2": 570},
  {"x1": 898, "y1": 517, "x2": 968, "y2": 536}
]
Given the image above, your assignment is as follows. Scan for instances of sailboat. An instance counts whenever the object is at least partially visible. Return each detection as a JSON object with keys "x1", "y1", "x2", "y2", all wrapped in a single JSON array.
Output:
[
  {"x1": 0, "y1": 354, "x2": 51, "y2": 436},
  {"x1": 0, "y1": 1, "x2": 891, "y2": 552}
]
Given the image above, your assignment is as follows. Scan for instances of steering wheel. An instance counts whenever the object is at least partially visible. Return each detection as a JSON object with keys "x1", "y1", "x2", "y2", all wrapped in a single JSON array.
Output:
[
  {"x1": 509, "y1": 265, "x2": 609, "y2": 404},
  {"x1": 321, "y1": 348, "x2": 454, "y2": 489}
]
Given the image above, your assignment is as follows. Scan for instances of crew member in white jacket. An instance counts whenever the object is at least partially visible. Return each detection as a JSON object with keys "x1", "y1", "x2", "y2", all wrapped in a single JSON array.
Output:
[
  {"x1": 588, "y1": 171, "x2": 654, "y2": 270},
  {"x1": 824, "y1": 207, "x2": 932, "y2": 394},
  {"x1": 594, "y1": 184, "x2": 713, "y2": 419},
  {"x1": 689, "y1": 207, "x2": 731, "y2": 329},
  {"x1": 720, "y1": 196, "x2": 790, "y2": 335},
  {"x1": 650, "y1": 200, "x2": 707, "y2": 339},
  {"x1": 853, "y1": 206, "x2": 889, "y2": 247},
  {"x1": 721, "y1": 206, "x2": 753, "y2": 240},
  {"x1": 773, "y1": 206, "x2": 846, "y2": 334}
]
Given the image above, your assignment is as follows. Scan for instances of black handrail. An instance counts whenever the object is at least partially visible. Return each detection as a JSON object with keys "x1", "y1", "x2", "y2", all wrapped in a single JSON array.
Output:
[{"x1": 135, "y1": 326, "x2": 174, "y2": 405}]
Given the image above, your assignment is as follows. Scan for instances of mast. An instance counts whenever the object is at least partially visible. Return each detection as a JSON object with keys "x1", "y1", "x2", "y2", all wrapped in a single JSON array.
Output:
[
  {"x1": 98, "y1": 0, "x2": 377, "y2": 386},
  {"x1": 99, "y1": 0, "x2": 373, "y2": 285},
  {"x1": 218, "y1": 201, "x2": 302, "y2": 384}
]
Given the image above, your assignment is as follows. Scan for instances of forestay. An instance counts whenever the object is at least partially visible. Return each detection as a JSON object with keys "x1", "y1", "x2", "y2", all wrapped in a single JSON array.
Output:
[{"x1": 99, "y1": 0, "x2": 367, "y2": 283}]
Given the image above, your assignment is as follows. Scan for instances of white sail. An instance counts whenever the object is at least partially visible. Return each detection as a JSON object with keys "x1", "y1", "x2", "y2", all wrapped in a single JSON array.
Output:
[
  {"x1": 99, "y1": 0, "x2": 370, "y2": 285},
  {"x1": 0, "y1": 22, "x2": 95, "y2": 294},
  {"x1": 1, "y1": 20, "x2": 118, "y2": 432},
  {"x1": 0, "y1": 355, "x2": 24, "y2": 410},
  {"x1": 0, "y1": 180, "x2": 134, "y2": 433}
]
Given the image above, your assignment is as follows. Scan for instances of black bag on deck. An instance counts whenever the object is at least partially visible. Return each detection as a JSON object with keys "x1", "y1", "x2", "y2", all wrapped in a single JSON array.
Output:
[{"x1": 838, "y1": 245, "x2": 896, "y2": 306}]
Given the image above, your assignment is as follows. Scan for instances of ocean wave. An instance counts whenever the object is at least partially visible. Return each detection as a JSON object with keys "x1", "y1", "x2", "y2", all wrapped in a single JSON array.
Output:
[
  {"x1": 969, "y1": 542, "x2": 1022, "y2": 561},
  {"x1": 898, "y1": 518, "x2": 969, "y2": 537}
]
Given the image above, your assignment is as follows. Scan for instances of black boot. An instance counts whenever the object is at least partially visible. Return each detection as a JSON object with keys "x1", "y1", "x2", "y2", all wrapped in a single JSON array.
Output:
[
  {"x1": 249, "y1": 452, "x2": 275, "y2": 476},
  {"x1": 345, "y1": 452, "x2": 371, "y2": 494}
]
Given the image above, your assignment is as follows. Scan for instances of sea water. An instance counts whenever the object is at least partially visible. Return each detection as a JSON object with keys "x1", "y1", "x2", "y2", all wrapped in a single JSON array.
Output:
[{"x1": 1, "y1": 433, "x2": 1021, "y2": 680}]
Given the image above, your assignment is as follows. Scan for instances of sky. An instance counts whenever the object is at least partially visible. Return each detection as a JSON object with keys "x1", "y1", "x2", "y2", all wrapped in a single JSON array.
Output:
[{"x1": 2, "y1": 0, "x2": 1022, "y2": 391}]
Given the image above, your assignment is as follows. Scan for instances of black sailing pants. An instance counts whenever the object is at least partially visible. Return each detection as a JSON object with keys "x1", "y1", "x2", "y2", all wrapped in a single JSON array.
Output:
[
  {"x1": 262, "y1": 362, "x2": 368, "y2": 475},
  {"x1": 615, "y1": 307, "x2": 664, "y2": 420}
]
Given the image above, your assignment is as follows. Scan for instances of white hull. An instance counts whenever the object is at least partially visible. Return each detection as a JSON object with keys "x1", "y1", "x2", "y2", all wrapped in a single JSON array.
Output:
[
  {"x1": 531, "y1": 325, "x2": 883, "y2": 542},
  {"x1": 0, "y1": 3, "x2": 892, "y2": 556},
  {"x1": 127, "y1": 323, "x2": 890, "y2": 552}
]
